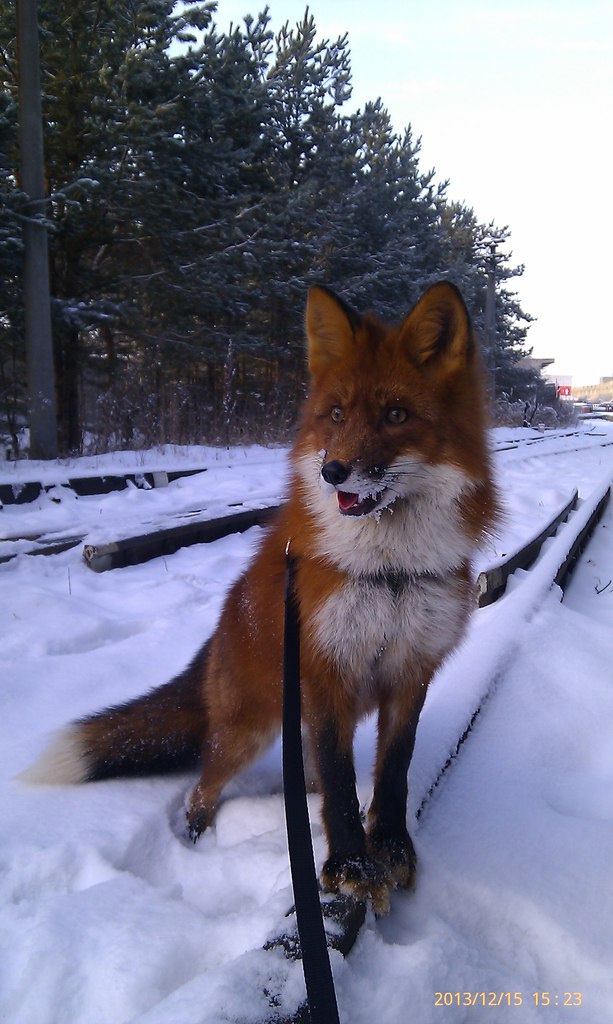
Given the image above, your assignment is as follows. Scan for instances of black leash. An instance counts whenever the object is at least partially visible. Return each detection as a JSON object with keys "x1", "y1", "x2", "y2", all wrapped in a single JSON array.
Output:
[{"x1": 282, "y1": 545, "x2": 341, "y2": 1024}]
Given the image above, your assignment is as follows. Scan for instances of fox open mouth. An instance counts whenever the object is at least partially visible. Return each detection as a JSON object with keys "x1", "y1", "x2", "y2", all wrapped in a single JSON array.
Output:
[{"x1": 337, "y1": 490, "x2": 384, "y2": 516}]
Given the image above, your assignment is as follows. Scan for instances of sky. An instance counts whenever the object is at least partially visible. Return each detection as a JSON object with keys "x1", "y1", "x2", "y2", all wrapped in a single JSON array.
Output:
[{"x1": 212, "y1": 0, "x2": 613, "y2": 386}]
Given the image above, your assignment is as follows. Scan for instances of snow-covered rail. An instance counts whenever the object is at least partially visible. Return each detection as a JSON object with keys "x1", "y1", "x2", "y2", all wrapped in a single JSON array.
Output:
[
  {"x1": 82, "y1": 504, "x2": 281, "y2": 572},
  {"x1": 78, "y1": 477, "x2": 600, "y2": 619},
  {"x1": 491, "y1": 424, "x2": 613, "y2": 454},
  {"x1": 476, "y1": 489, "x2": 578, "y2": 606},
  {"x1": 413, "y1": 471, "x2": 611, "y2": 823},
  {"x1": 0, "y1": 466, "x2": 207, "y2": 506},
  {"x1": 70, "y1": 425, "x2": 613, "y2": 579},
  {"x1": 3, "y1": 423, "x2": 612, "y2": 571},
  {"x1": 3, "y1": 435, "x2": 613, "y2": 1024},
  {"x1": 0, "y1": 530, "x2": 85, "y2": 564},
  {"x1": 197, "y1": 473, "x2": 612, "y2": 1024}
]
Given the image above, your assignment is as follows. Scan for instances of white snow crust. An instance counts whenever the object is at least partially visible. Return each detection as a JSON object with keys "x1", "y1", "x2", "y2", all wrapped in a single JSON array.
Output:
[{"x1": 2, "y1": 427, "x2": 613, "y2": 1023}]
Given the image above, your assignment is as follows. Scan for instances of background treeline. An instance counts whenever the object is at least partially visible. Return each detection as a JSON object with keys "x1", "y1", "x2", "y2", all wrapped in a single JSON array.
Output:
[{"x1": 1, "y1": 0, "x2": 541, "y2": 455}]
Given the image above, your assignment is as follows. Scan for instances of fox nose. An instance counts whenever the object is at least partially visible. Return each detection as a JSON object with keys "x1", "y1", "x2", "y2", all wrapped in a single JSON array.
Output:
[{"x1": 321, "y1": 460, "x2": 351, "y2": 487}]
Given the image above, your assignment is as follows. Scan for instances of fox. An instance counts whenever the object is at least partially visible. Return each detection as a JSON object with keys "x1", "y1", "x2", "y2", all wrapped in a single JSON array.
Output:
[{"x1": 23, "y1": 281, "x2": 498, "y2": 913}]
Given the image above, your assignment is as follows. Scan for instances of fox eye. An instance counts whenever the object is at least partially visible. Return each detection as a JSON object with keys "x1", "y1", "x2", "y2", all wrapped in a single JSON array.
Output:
[
  {"x1": 385, "y1": 407, "x2": 408, "y2": 425},
  {"x1": 330, "y1": 406, "x2": 344, "y2": 423}
]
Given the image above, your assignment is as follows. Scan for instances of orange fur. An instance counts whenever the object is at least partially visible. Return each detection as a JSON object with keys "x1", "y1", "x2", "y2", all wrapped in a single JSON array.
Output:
[{"x1": 26, "y1": 282, "x2": 499, "y2": 912}]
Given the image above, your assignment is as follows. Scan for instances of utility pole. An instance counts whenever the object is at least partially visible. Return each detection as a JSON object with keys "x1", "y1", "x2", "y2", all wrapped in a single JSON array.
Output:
[
  {"x1": 16, "y1": 0, "x2": 58, "y2": 459},
  {"x1": 484, "y1": 248, "x2": 497, "y2": 394},
  {"x1": 478, "y1": 233, "x2": 504, "y2": 400}
]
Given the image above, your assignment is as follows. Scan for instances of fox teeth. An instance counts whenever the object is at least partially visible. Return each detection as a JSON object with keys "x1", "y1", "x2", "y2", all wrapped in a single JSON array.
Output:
[{"x1": 337, "y1": 491, "x2": 360, "y2": 512}]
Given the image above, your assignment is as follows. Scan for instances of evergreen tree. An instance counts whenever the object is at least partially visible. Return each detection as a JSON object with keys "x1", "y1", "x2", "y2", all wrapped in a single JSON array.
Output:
[
  {"x1": 1, "y1": 2, "x2": 538, "y2": 452},
  {"x1": 475, "y1": 222, "x2": 537, "y2": 399},
  {"x1": 242, "y1": 12, "x2": 354, "y2": 348}
]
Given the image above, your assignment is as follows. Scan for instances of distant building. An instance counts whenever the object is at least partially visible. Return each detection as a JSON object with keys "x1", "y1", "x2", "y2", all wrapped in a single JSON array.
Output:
[
  {"x1": 520, "y1": 357, "x2": 555, "y2": 374},
  {"x1": 518, "y1": 353, "x2": 613, "y2": 404},
  {"x1": 573, "y1": 377, "x2": 613, "y2": 403},
  {"x1": 518, "y1": 356, "x2": 566, "y2": 401},
  {"x1": 546, "y1": 374, "x2": 573, "y2": 400}
]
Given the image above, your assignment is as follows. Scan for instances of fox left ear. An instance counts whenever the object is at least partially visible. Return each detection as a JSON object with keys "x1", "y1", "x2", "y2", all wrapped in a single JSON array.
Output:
[
  {"x1": 400, "y1": 281, "x2": 475, "y2": 378},
  {"x1": 305, "y1": 285, "x2": 361, "y2": 377}
]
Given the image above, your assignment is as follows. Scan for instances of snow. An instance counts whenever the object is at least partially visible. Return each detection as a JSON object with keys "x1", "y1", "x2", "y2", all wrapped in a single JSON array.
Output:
[{"x1": 2, "y1": 425, "x2": 613, "y2": 1023}]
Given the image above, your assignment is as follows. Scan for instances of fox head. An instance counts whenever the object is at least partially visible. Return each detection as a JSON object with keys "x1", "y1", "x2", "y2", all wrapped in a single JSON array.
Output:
[{"x1": 297, "y1": 281, "x2": 490, "y2": 521}]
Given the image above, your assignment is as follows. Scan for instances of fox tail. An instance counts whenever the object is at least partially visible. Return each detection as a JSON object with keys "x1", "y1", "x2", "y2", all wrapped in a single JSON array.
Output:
[{"x1": 19, "y1": 644, "x2": 209, "y2": 785}]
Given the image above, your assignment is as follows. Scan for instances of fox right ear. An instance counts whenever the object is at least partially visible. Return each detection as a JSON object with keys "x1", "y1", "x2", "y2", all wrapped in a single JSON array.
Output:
[
  {"x1": 305, "y1": 286, "x2": 360, "y2": 376},
  {"x1": 400, "y1": 281, "x2": 475, "y2": 380}
]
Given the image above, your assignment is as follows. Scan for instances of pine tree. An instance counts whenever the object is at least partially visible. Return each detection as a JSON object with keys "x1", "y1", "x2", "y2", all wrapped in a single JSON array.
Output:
[
  {"x1": 1, "y1": 3, "x2": 537, "y2": 450},
  {"x1": 474, "y1": 222, "x2": 536, "y2": 399}
]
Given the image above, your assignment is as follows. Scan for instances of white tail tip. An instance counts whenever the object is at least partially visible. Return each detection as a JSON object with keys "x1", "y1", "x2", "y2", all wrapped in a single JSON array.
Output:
[{"x1": 16, "y1": 726, "x2": 89, "y2": 786}]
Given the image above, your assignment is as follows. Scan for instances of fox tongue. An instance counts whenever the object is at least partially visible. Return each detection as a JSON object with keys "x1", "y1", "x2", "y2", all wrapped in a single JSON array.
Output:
[{"x1": 337, "y1": 491, "x2": 360, "y2": 512}]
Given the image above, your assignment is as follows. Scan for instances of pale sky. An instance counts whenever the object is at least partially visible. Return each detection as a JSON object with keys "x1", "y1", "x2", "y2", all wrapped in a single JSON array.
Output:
[{"x1": 213, "y1": 0, "x2": 613, "y2": 385}]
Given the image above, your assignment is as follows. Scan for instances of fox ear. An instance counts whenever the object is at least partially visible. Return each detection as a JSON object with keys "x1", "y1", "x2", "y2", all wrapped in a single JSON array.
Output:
[
  {"x1": 305, "y1": 286, "x2": 361, "y2": 376},
  {"x1": 401, "y1": 281, "x2": 474, "y2": 378}
]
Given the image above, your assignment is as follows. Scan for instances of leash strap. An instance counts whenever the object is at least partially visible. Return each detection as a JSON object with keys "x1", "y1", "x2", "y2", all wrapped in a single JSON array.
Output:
[{"x1": 283, "y1": 547, "x2": 341, "y2": 1024}]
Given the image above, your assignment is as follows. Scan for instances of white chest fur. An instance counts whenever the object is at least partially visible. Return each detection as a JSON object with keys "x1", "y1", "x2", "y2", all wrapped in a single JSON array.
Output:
[
  {"x1": 296, "y1": 451, "x2": 478, "y2": 694},
  {"x1": 310, "y1": 572, "x2": 468, "y2": 694}
]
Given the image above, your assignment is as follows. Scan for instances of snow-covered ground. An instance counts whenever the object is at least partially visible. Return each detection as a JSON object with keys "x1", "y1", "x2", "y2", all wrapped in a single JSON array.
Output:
[{"x1": 1, "y1": 423, "x2": 613, "y2": 1023}]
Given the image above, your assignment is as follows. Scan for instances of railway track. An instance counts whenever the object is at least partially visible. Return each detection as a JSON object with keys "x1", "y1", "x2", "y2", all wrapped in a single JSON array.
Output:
[
  {"x1": 490, "y1": 424, "x2": 610, "y2": 452},
  {"x1": 253, "y1": 472, "x2": 612, "y2": 1024},
  {"x1": 0, "y1": 466, "x2": 208, "y2": 506},
  {"x1": 414, "y1": 471, "x2": 611, "y2": 819},
  {"x1": 3, "y1": 435, "x2": 612, "y2": 1024},
  {"x1": 2, "y1": 423, "x2": 612, "y2": 570},
  {"x1": 104, "y1": 465, "x2": 606, "y2": 1024}
]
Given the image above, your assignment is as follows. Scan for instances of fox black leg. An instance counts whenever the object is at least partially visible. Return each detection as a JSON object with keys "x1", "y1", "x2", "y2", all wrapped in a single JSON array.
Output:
[
  {"x1": 314, "y1": 718, "x2": 392, "y2": 913},
  {"x1": 367, "y1": 699, "x2": 422, "y2": 890}
]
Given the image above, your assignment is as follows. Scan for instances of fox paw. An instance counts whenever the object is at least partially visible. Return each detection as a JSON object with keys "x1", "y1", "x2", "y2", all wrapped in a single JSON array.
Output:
[
  {"x1": 321, "y1": 853, "x2": 393, "y2": 915},
  {"x1": 367, "y1": 828, "x2": 417, "y2": 890},
  {"x1": 185, "y1": 803, "x2": 215, "y2": 843}
]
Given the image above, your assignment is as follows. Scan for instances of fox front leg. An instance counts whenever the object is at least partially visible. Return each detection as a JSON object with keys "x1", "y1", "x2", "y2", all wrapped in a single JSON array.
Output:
[
  {"x1": 313, "y1": 718, "x2": 393, "y2": 914},
  {"x1": 366, "y1": 691, "x2": 425, "y2": 890}
]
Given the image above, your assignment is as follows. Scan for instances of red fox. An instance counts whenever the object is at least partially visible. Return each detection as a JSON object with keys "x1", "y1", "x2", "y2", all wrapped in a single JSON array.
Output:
[{"x1": 23, "y1": 282, "x2": 498, "y2": 913}]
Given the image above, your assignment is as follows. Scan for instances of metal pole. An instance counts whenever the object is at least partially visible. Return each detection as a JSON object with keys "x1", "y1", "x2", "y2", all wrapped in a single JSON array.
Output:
[
  {"x1": 16, "y1": 0, "x2": 58, "y2": 459},
  {"x1": 484, "y1": 247, "x2": 497, "y2": 397}
]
